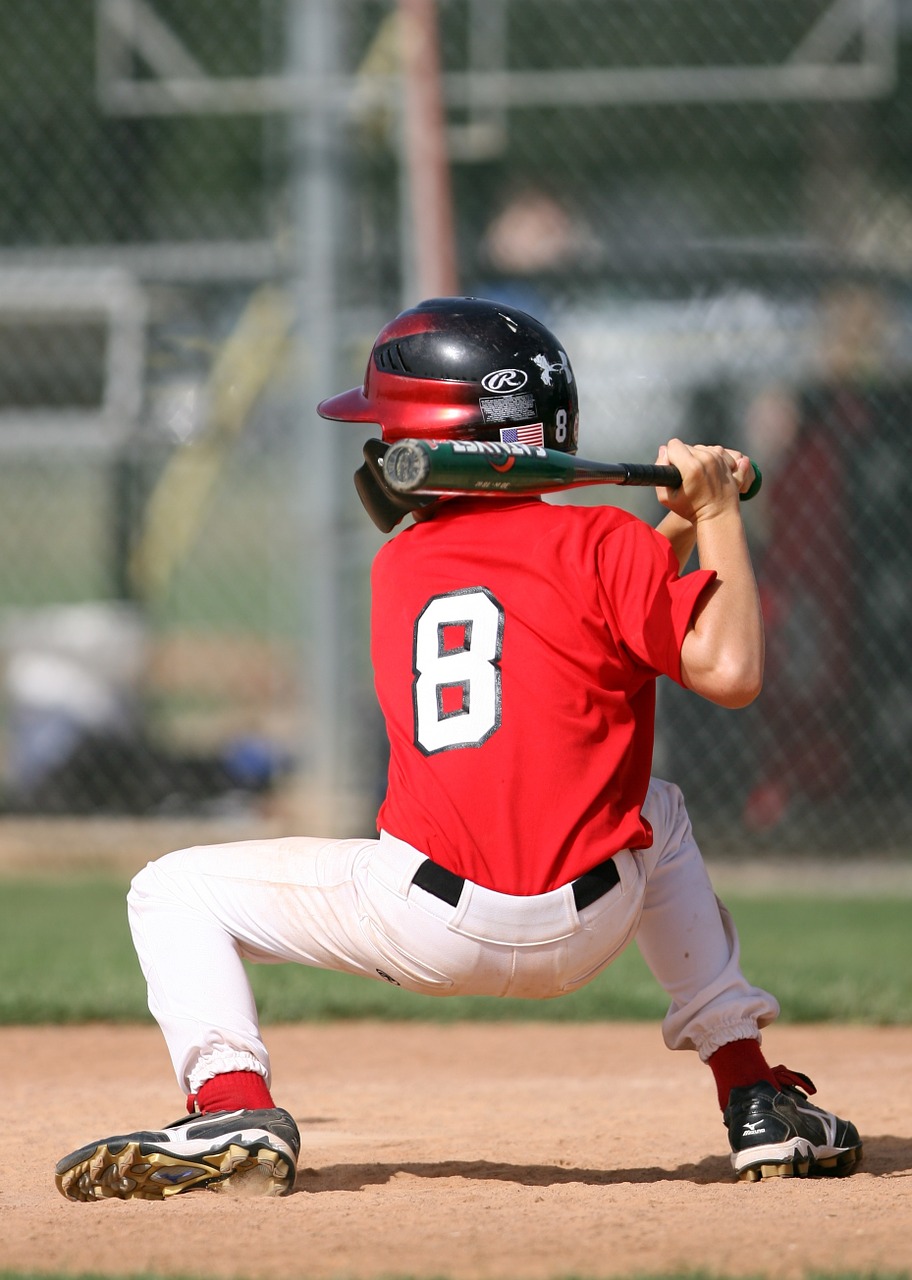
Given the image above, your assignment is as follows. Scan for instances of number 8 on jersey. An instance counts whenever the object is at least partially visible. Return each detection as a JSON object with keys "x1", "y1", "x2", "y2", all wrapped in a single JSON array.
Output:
[{"x1": 413, "y1": 587, "x2": 505, "y2": 754}]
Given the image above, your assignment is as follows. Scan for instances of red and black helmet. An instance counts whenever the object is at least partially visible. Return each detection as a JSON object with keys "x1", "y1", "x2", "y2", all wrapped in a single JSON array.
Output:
[{"x1": 317, "y1": 296, "x2": 579, "y2": 454}]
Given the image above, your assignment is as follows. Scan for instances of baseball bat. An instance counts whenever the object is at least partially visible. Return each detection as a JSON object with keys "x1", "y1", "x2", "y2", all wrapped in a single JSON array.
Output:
[{"x1": 382, "y1": 438, "x2": 683, "y2": 496}]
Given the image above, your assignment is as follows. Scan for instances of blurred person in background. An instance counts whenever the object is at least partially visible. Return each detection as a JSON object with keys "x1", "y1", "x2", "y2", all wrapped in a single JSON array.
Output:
[{"x1": 742, "y1": 284, "x2": 896, "y2": 834}]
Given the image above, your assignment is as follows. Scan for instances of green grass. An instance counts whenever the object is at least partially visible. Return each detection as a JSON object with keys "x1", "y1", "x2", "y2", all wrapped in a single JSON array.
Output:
[{"x1": 1, "y1": 876, "x2": 910, "y2": 1025}]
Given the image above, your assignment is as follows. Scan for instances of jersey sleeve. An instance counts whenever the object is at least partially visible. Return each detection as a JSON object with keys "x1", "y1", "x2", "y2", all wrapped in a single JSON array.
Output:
[{"x1": 595, "y1": 519, "x2": 716, "y2": 685}]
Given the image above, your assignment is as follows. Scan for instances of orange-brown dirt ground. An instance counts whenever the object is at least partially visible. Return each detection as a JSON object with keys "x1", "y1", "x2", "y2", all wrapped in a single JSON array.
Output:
[{"x1": 2, "y1": 1020, "x2": 911, "y2": 1279}]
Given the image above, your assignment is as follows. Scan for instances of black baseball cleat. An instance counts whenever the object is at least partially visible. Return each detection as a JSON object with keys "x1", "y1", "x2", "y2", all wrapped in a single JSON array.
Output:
[
  {"x1": 55, "y1": 1107, "x2": 300, "y2": 1201},
  {"x1": 724, "y1": 1067, "x2": 862, "y2": 1182}
]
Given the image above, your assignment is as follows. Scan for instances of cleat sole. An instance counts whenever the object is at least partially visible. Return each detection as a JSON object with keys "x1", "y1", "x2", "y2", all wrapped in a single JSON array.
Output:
[
  {"x1": 55, "y1": 1138, "x2": 295, "y2": 1202},
  {"x1": 735, "y1": 1143, "x2": 862, "y2": 1183}
]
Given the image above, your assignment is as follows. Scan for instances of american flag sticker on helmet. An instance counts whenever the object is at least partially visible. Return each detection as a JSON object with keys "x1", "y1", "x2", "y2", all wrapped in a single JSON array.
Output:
[{"x1": 500, "y1": 424, "x2": 545, "y2": 446}]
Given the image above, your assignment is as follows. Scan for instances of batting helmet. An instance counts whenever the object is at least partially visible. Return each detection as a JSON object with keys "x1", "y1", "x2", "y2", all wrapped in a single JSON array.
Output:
[{"x1": 317, "y1": 296, "x2": 579, "y2": 453}]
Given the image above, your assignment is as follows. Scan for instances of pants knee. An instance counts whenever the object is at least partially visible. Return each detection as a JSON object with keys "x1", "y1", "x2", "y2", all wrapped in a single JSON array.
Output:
[{"x1": 128, "y1": 849, "x2": 193, "y2": 916}]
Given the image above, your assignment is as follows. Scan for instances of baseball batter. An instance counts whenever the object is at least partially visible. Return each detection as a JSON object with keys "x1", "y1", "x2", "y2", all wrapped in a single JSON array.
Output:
[{"x1": 55, "y1": 297, "x2": 861, "y2": 1202}]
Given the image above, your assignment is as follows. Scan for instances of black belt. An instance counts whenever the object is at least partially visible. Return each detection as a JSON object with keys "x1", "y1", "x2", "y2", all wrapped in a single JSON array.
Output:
[{"x1": 411, "y1": 855, "x2": 620, "y2": 911}]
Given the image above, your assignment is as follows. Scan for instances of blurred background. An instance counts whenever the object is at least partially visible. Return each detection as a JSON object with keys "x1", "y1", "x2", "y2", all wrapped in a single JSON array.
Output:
[{"x1": 1, "y1": 0, "x2": 911, "y2": 862}]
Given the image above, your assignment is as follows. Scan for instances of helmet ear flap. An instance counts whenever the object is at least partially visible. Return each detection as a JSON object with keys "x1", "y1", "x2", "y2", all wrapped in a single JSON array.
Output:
[{"x1": 354, "y1": 439, "x2": 438, "y2": 532}]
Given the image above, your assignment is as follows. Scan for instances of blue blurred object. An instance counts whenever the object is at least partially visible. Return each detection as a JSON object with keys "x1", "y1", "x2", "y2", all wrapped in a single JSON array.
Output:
[{"x1": 221, "y1": 736, "x2": 294, "y2": 791}]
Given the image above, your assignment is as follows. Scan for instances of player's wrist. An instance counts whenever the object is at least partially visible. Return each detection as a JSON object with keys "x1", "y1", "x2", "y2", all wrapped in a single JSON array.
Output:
[{"x1": 692, "y1": 492, "x2": 742, "y2": 522}]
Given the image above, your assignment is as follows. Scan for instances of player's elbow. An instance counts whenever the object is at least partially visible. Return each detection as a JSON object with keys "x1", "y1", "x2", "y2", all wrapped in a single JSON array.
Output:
[
  {"x1": 714, "y1": 679, "x2": 763, "y2": 709},
  {"x1": 684, "y1": 651, "x2": 763, "y2": 707},
  {"x1": 709, "y1": 655, "x2": 764, "y2": 708}
]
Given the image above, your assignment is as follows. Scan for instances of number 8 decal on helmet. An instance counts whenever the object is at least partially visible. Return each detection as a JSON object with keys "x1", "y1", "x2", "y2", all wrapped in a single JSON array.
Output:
[{"x1": 413, "y1": 587, "x2": 505, "y2": 755}]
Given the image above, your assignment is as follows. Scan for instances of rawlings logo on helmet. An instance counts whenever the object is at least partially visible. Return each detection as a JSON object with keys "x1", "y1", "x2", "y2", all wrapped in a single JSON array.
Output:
[{"x1": 481, "y1": 368, "x2": 528, "y2": 394}]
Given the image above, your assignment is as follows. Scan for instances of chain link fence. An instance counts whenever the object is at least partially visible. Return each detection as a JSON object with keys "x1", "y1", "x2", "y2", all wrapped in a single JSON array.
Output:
[{"x1": 1, "y1": 0, "x2": 911, "y2": 857}]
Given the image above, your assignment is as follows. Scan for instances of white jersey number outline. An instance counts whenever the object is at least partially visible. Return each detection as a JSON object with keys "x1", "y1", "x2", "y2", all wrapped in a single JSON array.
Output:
[{"x1": 412, "y1": 587, "x2": 504, "y2": 754}]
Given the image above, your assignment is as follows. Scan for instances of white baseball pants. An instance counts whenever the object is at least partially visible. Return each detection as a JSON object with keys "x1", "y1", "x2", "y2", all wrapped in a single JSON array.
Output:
[{"x1": 126, "y1": 776, "x2": 779, "y2": 1095}]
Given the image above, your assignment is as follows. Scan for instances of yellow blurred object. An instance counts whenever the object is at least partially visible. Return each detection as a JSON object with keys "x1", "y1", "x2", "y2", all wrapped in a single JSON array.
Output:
[{"x1": 129, "y1": 286, "x2": 295, "y2": 601}]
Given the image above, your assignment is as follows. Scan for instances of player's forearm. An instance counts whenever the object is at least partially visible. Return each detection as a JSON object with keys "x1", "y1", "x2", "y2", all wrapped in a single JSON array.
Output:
[
  {"x1": 679, "y1": 509, "x2": 765, "y2": 708},
  {"x1": 656, "y1": 510, "x2": 697, "y2": 571}
]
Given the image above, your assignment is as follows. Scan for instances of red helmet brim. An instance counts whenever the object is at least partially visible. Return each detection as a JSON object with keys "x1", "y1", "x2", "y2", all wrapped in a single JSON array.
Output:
[{"x1": 316, "y1": 386, "x2": 379, "y2": 424}]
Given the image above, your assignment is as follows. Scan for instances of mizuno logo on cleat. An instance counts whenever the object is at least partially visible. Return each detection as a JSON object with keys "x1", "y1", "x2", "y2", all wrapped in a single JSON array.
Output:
[{"x1": 743, "y1": 1121, "x2": 766, "y2": 1135}]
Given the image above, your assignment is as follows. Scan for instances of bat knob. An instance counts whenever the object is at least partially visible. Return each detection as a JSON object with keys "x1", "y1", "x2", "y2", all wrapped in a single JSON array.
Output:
[
  {"x1": 384, "y1": 441, "x2": 431, "y2": 493},
  {"x1": 740, "y1": 463, "x2": 763, "y2": 502}
]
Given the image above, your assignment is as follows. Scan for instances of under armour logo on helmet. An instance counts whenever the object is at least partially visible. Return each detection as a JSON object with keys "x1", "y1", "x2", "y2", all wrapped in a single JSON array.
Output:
[{"x1": 533, "y1": 350, "x2": 573, "y2": 387}]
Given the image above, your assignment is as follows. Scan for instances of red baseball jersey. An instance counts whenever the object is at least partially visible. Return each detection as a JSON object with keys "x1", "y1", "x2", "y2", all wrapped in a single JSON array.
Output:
[{"x1": 371, "y1": 495, "x2": 715, "y2": 895}]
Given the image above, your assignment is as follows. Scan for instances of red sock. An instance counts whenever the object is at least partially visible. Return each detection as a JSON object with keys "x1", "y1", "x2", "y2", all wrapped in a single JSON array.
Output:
[
  {"x1": 707, "y1": 1038, "x2": 779, "y2": 1111},
  {"x1": 192, "y1": 1070, "x2": 276, "y2": 1115}
]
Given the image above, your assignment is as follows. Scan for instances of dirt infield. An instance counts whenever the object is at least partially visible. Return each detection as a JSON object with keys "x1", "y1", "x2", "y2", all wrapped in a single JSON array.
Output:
[{"x1": 3, "y1": 1021, "x2": 911, "y2": 1279}]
